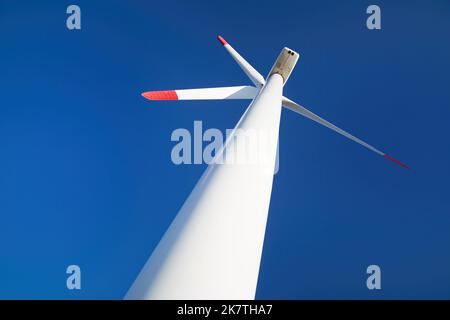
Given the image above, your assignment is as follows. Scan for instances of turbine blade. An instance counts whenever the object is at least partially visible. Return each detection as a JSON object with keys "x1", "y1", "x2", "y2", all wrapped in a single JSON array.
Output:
[
  {"x1": 282, "y1": 97, "x2": 409, "y2": 169},
  {"x1": 142, "y1": 86, "x2": 259, "y2": 101},
  {"x1": 217, "y1": 35, "x2": 265, "y2": 87}
]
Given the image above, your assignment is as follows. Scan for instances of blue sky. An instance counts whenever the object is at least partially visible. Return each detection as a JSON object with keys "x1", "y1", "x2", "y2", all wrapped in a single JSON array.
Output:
[{"x1": 1, "y1": 0, "x2": 449, "y2": 299}]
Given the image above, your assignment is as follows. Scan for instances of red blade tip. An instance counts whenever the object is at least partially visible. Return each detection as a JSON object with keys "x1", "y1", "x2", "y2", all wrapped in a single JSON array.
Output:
[
  {"x1": 383, "y1": 154, "x2": 410, "y2": 169},
  {"x1": 141, "y1": 90, "x2": 178, "y2": 101},
  {"x1": 217, "y1": 35, "x2": 228, "y2": 46}
]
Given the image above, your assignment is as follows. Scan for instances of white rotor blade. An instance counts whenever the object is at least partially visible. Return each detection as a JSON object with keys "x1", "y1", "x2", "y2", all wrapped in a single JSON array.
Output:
[
  {"x1": 217, "y1": 35, "x2": 265, "y2": 87},
  {"x1": 142, "y1": 86, "x2": 259, "y2": 101},
  {"x1": 282, "y1": 97, "x2": 409, "y2": 169}
]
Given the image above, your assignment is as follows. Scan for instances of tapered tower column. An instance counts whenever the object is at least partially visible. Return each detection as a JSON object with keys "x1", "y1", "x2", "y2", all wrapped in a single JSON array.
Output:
[{"x1": 126, "y1": 73, "x2": 284, "y2": 300}]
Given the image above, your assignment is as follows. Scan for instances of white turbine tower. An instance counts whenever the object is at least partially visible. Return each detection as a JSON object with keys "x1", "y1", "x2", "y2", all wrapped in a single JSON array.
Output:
[{"x1": 125, "y1": 36, "x2": 408, "y2": 300}]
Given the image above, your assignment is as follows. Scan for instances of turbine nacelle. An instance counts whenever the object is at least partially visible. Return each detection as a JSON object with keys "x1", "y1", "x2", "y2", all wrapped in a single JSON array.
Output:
[{"x1": 268, "y1": 47, "x2": 299, "y2": 84}]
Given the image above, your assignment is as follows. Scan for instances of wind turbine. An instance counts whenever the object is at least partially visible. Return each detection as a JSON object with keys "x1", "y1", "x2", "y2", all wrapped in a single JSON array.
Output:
[{"x1": 125, "y1": 36, "x2": 408, "y2": 300}]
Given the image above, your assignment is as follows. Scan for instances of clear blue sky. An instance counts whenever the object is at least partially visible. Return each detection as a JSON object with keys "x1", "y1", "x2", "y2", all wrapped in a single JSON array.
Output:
[{"x1": 1, "y1": 0, "x2": 449, "y2": 299}]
